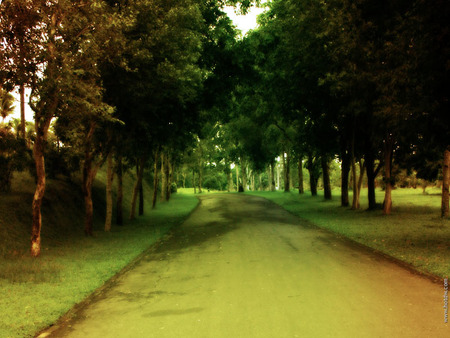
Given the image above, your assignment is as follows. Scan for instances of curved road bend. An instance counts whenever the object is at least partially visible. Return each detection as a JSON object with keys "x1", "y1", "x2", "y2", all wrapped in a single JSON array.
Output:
[{"x1": 43, "y1": 193, "x2": 448, "y2": 338}]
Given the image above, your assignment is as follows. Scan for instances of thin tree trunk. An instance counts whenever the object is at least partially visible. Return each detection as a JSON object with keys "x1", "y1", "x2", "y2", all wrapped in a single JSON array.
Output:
[
  {"x1": 321, "y1": 156, "x2": 332, "y2": 200},
  {"x1": 116, "y1": 155, "x2": 123, "y2": 225},
  {"x1": 441, "y1": 147, "x2": 450, "y2": 218},
  {"x1": 160, "y1": 152, "x2": 167, "y2": 201},
  {"x1": 193, "y1": 170, "x2": 196, "y2": 194},
  {"x1": 135, "y1": 159, "x2": 144, "y2": 216},
  {"x1": 383, "y1": 134, "x2": 394, "y2": 215},
  {"x1": 138, "y1": 180, "x2": 144, "y2": 215},
  {"x1": 241, "y1": 158, "x2": 247, "y2": 192},
  {"x1": 198, "y1": 161, "x2": 203, "y2": 193},
  {"x1": 366, "y1": 151, "x2": 377, "y2": 210},
  {"x1": 83, "y1": 164, "x2": 97, "y2": 236},
  {"x1": 19, "y1": 84, "x2": 26, "y2": 142},
  {"x1": 152, "y1": 148, "x2": 159, "y2": 209},
  {"x1": 226, "y1": 162, "x2": 232, "y2": 192},
  {"x1": 298, "y1": 158, "x2": 304, "y2": 194},
  {"x1": 307, "y1": 154, "x2": 317, "y2": 197},
  {"x1": 235, "y1": 164, "x2": 239, "y2": 191},
  {"x1": 31, "y1": 134, "x2": 46, "y2": 257},
  {"x1": 130, "y1": 156, "x2": 146, "y2": 220},
  {"x1": 351, "y1": 158, "x2": 360, "y2": 210},
  {"x1": 276, "y1": 163, "x2": 280, "y2": 190},
  {"x1": 357, "y1": 161, "x2": 365, "y2": 204},
  {"x1": 284, "y1": 152, "x2": 290, "y2": 192},
  {"x1": 341, "y1": 152, "x2": 350, "y2": 206},
  {"x1": 30, "y1": 16, "x2": 58, "y2": 257},
  {"x1": 270, "y1": 162, "x2": 275, "y2": 191},
  {"x1": 350, "y1": 131, "x2": 359, "y2": 209},
  {"x1": 82, "y1": 122, "x2": 102, "y2": 236},
  {"x1": 165, "y1": 153, "x2": 171, "y2": 201},
  {"x1": 309, "y1": 170, "x2": 317, "y2": 196},
  {"x1": 105, "y1": 152, "x2": 114, "y2": 231}
]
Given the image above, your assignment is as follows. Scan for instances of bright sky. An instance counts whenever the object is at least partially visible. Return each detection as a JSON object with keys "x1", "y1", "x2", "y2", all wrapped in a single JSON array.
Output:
[{"x1": 223, "y1": 5, "x2": 266, "y2": 36}]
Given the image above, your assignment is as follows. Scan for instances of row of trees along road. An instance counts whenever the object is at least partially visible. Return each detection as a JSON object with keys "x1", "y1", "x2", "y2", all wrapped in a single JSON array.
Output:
[
  {"x1": 200, "y1": 0, "x2": 448, "y2": 216},
  {"x1": 0, "y1": 0, "x2": 255, "y2": 257},
  {"x1": 0, "y1": 0, "x2": 449, "y2": 256}
]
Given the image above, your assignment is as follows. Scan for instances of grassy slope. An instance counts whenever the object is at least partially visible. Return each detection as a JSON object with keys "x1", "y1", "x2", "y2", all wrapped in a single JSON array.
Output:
[
  {"x1": 0, "y1": 171, "x2": 198, "y2": 338},
  {"x1": 248, "y1": 188, "x2": 450, "y2": 279}
]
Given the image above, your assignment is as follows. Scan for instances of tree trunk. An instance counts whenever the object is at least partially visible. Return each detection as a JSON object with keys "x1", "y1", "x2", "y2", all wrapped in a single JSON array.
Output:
[
  {"x1": 276, "y1": 163, "x2": 280, "y2": 190},
  {"x1": 350, "y1": 131, "x2": 360, "y2": 209},
  {"x1": 138, "y1": 180, "x2": 144, "y2": 215},
  {"x1": 298, "y1": 158, "x2": 304, "y2": 194},
  {"x1": 165, "y1": 154, "x2": 172, "y2": 201},
  {"x1": 309, "y1": 170, "x2": 318, "y2": 196},
  {"x1": 152, "y1": 148, "x2": 159, "y2": 209},
  {"x1": 357, "y1": 161, "x2": 365, "y2": 204},
  {"x1": 198, "y1": 161, "x2": 203, "y2": 193},
  {"x1": 130, "y1": 156, "x2": 146, "y2": 220},
  {"x1": 351, "y1": 158, "x2": 360, "y2": 210},
  {"x1": 251, "y1": 172, "x2": 256, "y2": 191},
  {"x1": 19, "y1": 84, "x2": 27, "y2": 142},
  {"x1": 116, "y1": 155, "x2": 123, "y2": 225},
  {"x1": 383, "y1": 134, "x2": 394, "y2": 215},
  {"x1": 136, "y1": 157, "x2": 144, "y2": 215},
  {"x1": 30, "y1": 17, "x2": 58, "y2": 257},
  {"x1": 83, "y1": 163, "x2": 96, "y2": 236},
  {"x1": 321, "y1": 156, "x2": 332, "y2": 200},
  {"x1": 235, "y1": 164, "x2": 239, "y2": 191},
  {"x1": 341, "y1": 152, "x2": 350, "y2": 206},
  {"x1": 105, "y1": 152, "x2": 114, "y2": 232},
  {"x1": 270, "y1": 162, "x2": 275, "y2": 191},
  {"x1": 241, "y1": 158, "x2": 247, "y2": 192},
  {"x1": 365, "y1": 151, "x2": 377, "y2": 210},
  {"x1": 226, "y1": 162, "x2": 232, "y2": 192},
  {"x1": 193, "y1": 170, "x2": 196, "y2": 194},
  {"x1": 307, "y1": 154, "x2": 318, "y2": 196},
  {"x1": 31, "y1": 135, "x2": 46, "y2": 257},
  {"x1": 82, "y1": 123, "x2": 101, "y2": 237},
  {"x1": 283, "y1": 152, "x2": 290, "y2": 192},
  {"x1": 441, "y1": 147, "x2": 450, "y2": 218},
  {"x1": 160, "y1": 152, "x2": 167, "y2": 201}
]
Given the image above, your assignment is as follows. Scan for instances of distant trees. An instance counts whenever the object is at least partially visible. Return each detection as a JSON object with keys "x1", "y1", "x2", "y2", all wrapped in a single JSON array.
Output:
[{"x1": 228, "y1": 0, "x2": 449, "y2": 217}]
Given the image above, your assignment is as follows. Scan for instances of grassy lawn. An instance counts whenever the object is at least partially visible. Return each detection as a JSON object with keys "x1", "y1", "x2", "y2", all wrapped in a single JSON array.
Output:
[
  {"x1": 0, "y1": 173, "x2": 198, "y2": 338},
  {"x1": 247, "y1": 188, "x2": 450, "y2": 280}
]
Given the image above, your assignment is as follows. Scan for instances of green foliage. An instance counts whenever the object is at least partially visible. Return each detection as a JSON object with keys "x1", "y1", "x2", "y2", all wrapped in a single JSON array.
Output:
[{"x1": 0, "y1": 126, "x2": 31, "y2": 192}]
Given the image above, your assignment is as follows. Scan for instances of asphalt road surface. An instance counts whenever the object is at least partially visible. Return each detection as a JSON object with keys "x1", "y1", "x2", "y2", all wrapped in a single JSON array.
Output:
[{"x1": 41, "y1": 194, "x2": 448, "y2": 338}]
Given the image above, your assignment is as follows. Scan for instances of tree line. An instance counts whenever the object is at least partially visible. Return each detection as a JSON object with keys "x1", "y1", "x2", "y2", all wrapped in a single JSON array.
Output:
[
  {"x1": 191, "y1": 0, "x2": 449, "y2": 216},
  {"x1": 0, "y1": 0, "x2": 253, "y2": 256},
  {"x1": 0, "y1": 0, "x2": 448, "y2": 257}
]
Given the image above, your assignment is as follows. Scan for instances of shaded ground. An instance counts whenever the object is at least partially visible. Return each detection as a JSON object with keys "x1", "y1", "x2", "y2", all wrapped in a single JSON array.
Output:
[{"x1": 40, "y1": 194, "x2": 448, "y2": 337}]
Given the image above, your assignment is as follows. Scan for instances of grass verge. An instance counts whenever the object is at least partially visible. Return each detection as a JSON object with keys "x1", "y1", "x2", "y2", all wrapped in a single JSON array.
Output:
[
  {"x1": 247, "y1": 188, "x2": 450, "y2": 280},
  {"x1": 0, "y1": 172, "x2": 198, "y2": 338}
]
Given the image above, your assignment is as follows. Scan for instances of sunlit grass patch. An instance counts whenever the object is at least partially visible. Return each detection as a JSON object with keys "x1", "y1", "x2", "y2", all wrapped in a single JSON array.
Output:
[{"x1": 248, "y1": 188, "x2": 450, "y2": 279}]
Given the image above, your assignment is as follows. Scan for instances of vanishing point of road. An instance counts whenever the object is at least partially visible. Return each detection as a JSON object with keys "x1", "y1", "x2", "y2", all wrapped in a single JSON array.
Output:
[{"x1": 42, "y1": 194, "x2": 448, "y2": 338}]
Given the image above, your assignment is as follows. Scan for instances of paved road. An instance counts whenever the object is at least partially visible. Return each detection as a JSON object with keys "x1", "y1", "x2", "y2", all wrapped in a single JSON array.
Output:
[{"x1": 42, "y1": 194, "x2": 448, "y2": 337}]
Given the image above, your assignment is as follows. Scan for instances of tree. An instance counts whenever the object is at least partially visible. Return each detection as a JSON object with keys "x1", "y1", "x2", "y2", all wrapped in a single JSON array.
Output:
[
  {"x1": 0, "y1": 90, "x2": 15, "y2": 122},
  {"x1": 0, "y1": 0, "x2": 119, "y2": 255}
]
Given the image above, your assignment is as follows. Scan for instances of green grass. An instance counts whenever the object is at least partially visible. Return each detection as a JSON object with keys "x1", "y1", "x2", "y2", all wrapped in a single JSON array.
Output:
[
  {"x1": 247, "y1": 188, "x2": 450, "y2": 279},
  {"x1": 0, "y1": 171, "x2": 198, "y2": 338}
]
